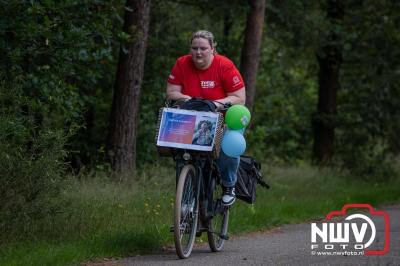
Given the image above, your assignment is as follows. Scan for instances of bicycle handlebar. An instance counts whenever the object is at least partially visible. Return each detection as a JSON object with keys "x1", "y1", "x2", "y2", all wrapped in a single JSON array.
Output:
[{"x1": 166, "y1": 97, "x2": 232, "y2": 112}]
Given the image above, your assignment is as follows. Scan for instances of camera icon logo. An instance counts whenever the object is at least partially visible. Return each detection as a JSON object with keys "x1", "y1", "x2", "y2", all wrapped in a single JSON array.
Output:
[{"x1": 311, "y1": 204, "x2": 390, "y2": 256}]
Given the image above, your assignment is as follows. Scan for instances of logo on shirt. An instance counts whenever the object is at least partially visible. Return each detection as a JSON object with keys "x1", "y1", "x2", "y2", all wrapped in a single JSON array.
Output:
[
  {"x1": 233, "y1": 76, "x2": 240, "y2": 85},
  {"x1": 201, "y1": 80, "x2": 215, "y2": 89}
]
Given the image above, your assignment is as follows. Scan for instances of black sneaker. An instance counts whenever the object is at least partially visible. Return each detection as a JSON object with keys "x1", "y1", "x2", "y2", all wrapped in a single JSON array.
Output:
[{"x1": 222, "y1": 186, "x2": 235, "y2": 206}]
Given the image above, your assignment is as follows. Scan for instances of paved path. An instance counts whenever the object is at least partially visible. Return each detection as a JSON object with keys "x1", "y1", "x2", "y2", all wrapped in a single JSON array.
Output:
[{"x1": 96, "y1": 205, "x2": 400, "y2": 266}]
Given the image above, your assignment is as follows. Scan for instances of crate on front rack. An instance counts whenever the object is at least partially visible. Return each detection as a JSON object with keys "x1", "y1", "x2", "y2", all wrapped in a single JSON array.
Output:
[{"x1": 155, "y1": 107, "x2": 224, "y2": 159}]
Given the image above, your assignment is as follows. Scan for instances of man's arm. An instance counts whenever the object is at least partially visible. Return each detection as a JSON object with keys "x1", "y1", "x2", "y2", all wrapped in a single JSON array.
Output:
[
  {"x1": 215, "y1": 87, "x2": 246, "y2": 108},
  {"x1": 166, "y1": 83, "x2": 191, "y2": 101}
]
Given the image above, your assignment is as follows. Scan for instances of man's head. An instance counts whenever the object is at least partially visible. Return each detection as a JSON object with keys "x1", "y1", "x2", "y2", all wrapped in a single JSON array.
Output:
[
  {"x1": 198, "y1": 121, "x2": 210, "y2": 131},
  {"x1": 190, "y1": 30, "x2": 216, "y2": 69}
]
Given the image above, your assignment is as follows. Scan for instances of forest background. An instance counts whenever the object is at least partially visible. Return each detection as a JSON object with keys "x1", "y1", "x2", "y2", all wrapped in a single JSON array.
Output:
[{"x1": 1, "y1": 0, "x2": 400, "y2": 265}]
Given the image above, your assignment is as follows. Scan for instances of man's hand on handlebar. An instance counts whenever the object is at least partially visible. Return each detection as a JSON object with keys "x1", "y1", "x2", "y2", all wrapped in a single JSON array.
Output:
[
  {"x1": 214, "y1": 101, "x2": 224, "y2": 110},
  {"x1": 213, "y1": 101, "x2": 232, "y2": 111}
]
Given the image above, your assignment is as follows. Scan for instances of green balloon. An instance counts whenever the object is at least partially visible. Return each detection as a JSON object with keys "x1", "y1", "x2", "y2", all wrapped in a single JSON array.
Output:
[{"x1": 225, "y1": 105, "x2": 251, "y2": 129}]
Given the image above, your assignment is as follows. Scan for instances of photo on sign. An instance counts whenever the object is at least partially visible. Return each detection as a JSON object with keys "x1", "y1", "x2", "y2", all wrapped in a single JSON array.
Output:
[
  {"x1": 157, "y1": 108, "x2": 219, "y2": 152},
  {"x1": 192, "y1": 119, "x2": 216, "y2": 146}
]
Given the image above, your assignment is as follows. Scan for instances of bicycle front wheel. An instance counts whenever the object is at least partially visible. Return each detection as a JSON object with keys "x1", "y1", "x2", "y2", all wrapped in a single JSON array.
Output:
[
  {"x1": 174, "y1": 164, "x2": 198, "y2": 259},
  {"x1": 207, "y1": 182, "x2": 229, "y2": 252}
]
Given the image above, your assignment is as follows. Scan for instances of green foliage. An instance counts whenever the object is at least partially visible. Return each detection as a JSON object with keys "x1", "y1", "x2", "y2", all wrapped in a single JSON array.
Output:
[
  {"x1": 248, "y1": 33, "x2": 318, "y2": 163},
  {"x1": 0, "y1": 0, "x2": 123, "y2": 169},
  {"x1": 2, "y1": 0, "x2": 398, "y2": 174},
  {"x1": 1, "y1": 163, "x2": 399, "y2": 265},
  {"x1": 333, "y1": 0, "x2": 400, "y2": 177},
  {"x1": 0, "y1": 82, "x2": 66, "y2": 237},
  {"x1": 251, "y1": 0, "x2": 400, "y2": 176},
  {"x1": 246, "y1": 125, "x2": 268, "y2": 160}
]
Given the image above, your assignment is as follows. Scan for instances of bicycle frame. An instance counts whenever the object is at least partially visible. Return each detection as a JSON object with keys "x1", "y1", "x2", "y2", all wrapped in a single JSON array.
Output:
[{"x1": 174, "y1": 152, "x2": 221, "y2": 224}]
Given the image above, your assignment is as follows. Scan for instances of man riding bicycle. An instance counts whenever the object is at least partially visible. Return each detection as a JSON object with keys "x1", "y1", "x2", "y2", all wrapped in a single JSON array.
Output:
[{"x1": 166, "y1": 30, "x2": 246, "y2": 206}]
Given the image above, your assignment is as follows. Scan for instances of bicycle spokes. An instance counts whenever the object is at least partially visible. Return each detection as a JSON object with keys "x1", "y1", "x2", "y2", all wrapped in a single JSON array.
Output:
[{"x1": 174, "y1": 165, "x2": 199, "y2": 259}]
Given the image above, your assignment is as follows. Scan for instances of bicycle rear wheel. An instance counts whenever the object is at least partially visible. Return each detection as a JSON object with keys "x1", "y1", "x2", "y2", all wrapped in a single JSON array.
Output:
[
  {"x1": 174, "y1": 164, "x2": 198, "y2": 259},
  {"x1": 207, "y1": 181, "x2": 229, "y2": 252}
]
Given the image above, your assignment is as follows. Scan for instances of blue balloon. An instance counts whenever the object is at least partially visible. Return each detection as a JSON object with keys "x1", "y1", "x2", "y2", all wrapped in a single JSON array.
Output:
[{"x1": 221, "y1": 130, "x2": 246, "y2": 157}]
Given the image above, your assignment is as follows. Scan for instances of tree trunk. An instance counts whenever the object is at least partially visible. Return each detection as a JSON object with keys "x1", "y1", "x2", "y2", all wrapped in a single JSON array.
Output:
[
  {"x1": 106, "y1": 0, "x2": 151, "y2": 174},
  {"x1": 240, "y1": 0, "x2": 265, "y2": 113},
  {"x1": 312, "y1": 0, "x2": 344, "y2": 164}
]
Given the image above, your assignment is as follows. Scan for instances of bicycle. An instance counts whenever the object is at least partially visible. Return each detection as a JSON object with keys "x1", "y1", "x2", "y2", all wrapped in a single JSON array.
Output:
[
  {"x1": 173, "y1": 147, "x2": 229, "y2": 258},
  {"x1": 156, "y1": 99, "x2": 230, "y2": 259}
]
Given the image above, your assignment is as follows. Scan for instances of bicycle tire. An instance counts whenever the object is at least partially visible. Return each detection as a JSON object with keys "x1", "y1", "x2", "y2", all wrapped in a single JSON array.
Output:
[
  {"x1": 207, "y1": 180, "x2": 229, "y2": 252},
  {"x1": 174, "y1": 164, "x2": 198, "y2": 259}
]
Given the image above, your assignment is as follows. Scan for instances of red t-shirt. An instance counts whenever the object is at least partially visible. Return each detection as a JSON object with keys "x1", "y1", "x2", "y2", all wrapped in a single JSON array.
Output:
[{"x1": 167, "y1": 54, "x2": 245, "y2": 100}]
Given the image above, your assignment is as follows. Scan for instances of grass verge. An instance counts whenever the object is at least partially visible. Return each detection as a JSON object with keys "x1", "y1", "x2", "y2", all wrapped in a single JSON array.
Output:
[{"x1": 1, "y1": 162, "x2": 400, "y2": 266}]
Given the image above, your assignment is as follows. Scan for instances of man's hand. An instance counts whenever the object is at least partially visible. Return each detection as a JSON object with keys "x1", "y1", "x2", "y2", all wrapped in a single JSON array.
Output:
[
  {"x1": 214, "y1": 101, "x2": 225, "y2": 110},
  {"x1": 215, "y1": 87, "x2": 246, "y2": 108},
  {"x1": 166, "y1": 83, "x2": 191, "y2": 101}
]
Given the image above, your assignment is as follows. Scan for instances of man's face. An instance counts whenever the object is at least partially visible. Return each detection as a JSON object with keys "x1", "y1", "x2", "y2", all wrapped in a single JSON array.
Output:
[
  {"x1": 190, "y1": 37, "x2": 214, "y2": 69},
  {"x1": 200, "y1": 123, "x2": 208, "y2": 131}
]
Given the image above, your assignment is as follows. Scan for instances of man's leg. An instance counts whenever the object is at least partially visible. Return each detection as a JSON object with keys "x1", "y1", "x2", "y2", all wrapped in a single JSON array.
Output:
[
  {"x1": 216, "y1": 129, "x2": 244, "y2": 205},
  {"x1": 216, "y1": 150, "x2": 240, "y2": 187}
]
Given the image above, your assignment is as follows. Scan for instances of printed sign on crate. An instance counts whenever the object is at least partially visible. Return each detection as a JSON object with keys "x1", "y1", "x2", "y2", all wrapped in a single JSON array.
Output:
[{"x1": 157, "y1": 108, "x2": 220, "y2": 151}]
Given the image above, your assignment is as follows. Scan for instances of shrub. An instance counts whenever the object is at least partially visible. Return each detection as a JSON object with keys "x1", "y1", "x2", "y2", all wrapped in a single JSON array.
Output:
[{"x1": 0, "y1": 83, "x2": 66, "y2": 241}]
